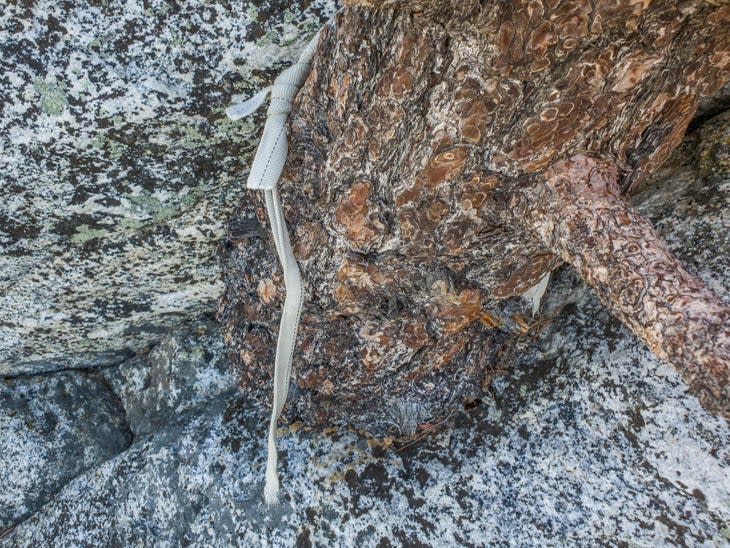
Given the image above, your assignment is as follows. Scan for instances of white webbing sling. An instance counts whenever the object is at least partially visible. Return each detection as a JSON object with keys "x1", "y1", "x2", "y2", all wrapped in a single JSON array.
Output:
[{"x1": 226, "y1": 31, "x2": 320, "y2": 505}]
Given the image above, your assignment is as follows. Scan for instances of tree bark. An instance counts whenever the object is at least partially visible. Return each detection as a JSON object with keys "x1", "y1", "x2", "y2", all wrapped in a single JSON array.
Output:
[
  {"x1": 510, "y1": 154, "x2": 730, "y2": 416},
  {"x1": 219, "y1": 1, "x2": 730, "y2": 435}
]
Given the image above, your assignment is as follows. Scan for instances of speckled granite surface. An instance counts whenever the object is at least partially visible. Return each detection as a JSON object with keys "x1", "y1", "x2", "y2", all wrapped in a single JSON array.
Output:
[
  {"x1": 3, "y1": 145, "x2": 730, "y2": 545},
  {"x1": 3, "y1": 282, "x2": 729, "y2": 546},
  {"x1": 0, "y1": 0, "x2": 338, "y2": 375},
  {"x1": 0, "y1": 370, "x2": 131, "y2": 529},
  {"x1": 102, "y1": 315, "x2": 237, "y2": 438}
]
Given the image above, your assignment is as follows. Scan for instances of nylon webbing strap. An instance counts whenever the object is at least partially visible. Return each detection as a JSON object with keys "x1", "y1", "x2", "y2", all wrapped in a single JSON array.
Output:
[{"x1": 226, "y1": 31, "x2": 320, "y2": 505}]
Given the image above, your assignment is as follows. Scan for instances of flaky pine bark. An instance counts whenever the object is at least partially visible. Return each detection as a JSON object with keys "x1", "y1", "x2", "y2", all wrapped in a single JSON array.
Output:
[{"x1": 220, "y1": 1, "x2": 730, "y2": 435}]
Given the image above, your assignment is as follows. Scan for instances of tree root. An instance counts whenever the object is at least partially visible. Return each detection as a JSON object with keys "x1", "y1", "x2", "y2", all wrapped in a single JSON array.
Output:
[{"x1": 512, "y1": 154, "x2": 730, "y2": 417}]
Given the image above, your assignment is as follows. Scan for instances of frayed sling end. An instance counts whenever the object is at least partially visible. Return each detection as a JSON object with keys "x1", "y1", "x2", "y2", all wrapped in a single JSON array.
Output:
[
  {"x1": 263, "y1": 467, "x2": 280, "y2": 506},
  {"x1": 226, "y1": 86, "x2": 272, "y2": 120},
  {"x1": 263, "y1": 429, "x2": 280, "y2": 506}
]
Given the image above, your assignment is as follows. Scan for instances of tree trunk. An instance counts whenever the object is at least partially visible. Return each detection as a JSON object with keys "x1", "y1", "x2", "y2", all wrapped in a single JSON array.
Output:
[{"x1": 219, "y1": 1, "x2": 730, "y2": 435}]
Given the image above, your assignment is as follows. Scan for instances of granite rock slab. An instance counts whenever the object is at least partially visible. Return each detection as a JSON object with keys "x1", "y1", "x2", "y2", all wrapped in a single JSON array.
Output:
[
  {"x1": 0, "y1": 370, "x2": 131, "y2": 529},
  {"x1": 0, "y1": 0, "x2": 338, "y2": 375},
  {"x1": 102, "y1": 316, "x2": 238, "y2": 438},
  {"x1": 3, "y1": 284, "x2": 729, "y2": 547}
]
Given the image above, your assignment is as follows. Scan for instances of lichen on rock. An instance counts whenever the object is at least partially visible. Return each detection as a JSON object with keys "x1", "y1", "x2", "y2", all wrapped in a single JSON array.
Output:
[{"x1": 0, "y1": 0, "x2": 339, "y2": 375}]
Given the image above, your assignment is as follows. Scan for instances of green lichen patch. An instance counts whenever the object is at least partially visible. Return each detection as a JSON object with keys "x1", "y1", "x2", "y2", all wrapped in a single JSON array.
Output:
[
  {"x1": 179, "y1": 124, "x2": 208, "y2": 150},
  {"x1": 32, "y1": 79, "x2": 68, "y2": 116},
  {"x1": 246, "y1": 5, "x2": 259, "y2": 21},
  {"x1": 127, "y1": 192, "x2": 174, "y2": 220},
  {"x1": 90, "y1": 132, "x2": 127, "y2": 159},
  {"x1": 213, "y1": 116, "x2": 258, "y2": 145},
  {"x1": 125, "y1": 190, "x2": 185, "y2": 222},
  {"x1": 283, "y1": 8, "x2": 298, "y2": 23},
  {"x1": 71, "y1": 224, "x2": 108, "y2": 245},
  {"x1": 118, "y1": 217, "x2": 146, "y2": 231},
  {"x1": 153, "y1": 207, "x2": 179, "y2": 222}
]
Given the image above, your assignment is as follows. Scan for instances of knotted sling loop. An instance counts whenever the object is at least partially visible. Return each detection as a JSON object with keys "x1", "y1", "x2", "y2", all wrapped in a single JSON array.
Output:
[{"x1": 226, "y1": 31, "x2": 320, "y2": 505}]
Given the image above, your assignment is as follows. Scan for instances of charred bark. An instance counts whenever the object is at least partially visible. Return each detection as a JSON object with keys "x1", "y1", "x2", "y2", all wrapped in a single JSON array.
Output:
[{"x1": 219, "y1": 1, "x2": 730, "y2": 435}]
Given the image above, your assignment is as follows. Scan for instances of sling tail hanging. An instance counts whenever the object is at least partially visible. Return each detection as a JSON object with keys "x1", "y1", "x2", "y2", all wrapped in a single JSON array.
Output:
[{"x1": 226, "y1": 30, "x2": 320, "y2": 506}]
